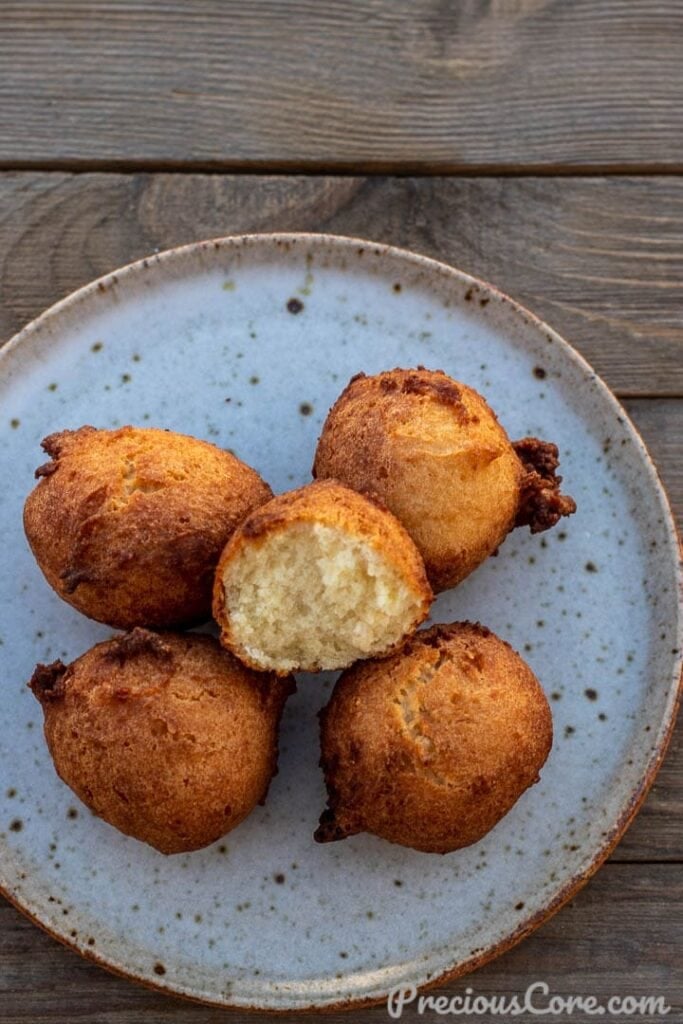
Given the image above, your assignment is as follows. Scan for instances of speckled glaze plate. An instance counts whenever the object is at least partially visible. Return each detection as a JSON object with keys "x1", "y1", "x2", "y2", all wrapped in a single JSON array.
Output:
[{"x1": 0, "y1": 234, "x2": 680, "y2": 1011}]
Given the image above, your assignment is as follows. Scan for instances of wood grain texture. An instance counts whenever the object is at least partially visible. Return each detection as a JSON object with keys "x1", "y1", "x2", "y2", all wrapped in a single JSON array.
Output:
[
  {"x1": 625, "y1": 399, "x2": 683, "y2": 527},
  {"x1": 1, "y1": 173, "x2": 683, "y2": 394},
  {"x1": 1, "y1": 1, "x2": 683, "y2": 171},
  {"x1": 0, "y1": 864, "x2": 680, "y2": 1022}
]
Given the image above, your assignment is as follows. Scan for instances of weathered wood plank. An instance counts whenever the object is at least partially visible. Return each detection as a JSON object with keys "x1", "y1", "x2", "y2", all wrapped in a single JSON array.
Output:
[
  {"x1": 0, "y1": 864, "x2": 680, "y2": 1022},
  {"x1": 1, "y1": 1, "x2": 683, "y2": 171},
  {"x1": 625, "y1": 399, "x2": 683, "y2": 527},
  {"x1": 1, "y1": 173, "x2": 683, "y2": 394}
]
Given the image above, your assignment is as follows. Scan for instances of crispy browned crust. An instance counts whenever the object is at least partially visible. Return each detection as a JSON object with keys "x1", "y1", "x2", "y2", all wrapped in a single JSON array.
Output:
[
  {"x1": 23, "y1": 425, "x2": 273, "y2": 629},
  {"x1": 28, "y1": 660, "x2": 69, "y2": 702},
  {"x1": 513, "y1": 437, "x2": 577, "y2": 533},
  {"x1": 313, "y1": 368, "x2": 576, "y2": 592},
  {"x1": 313, "y1": 368, "x2": 524, "y2": 592},
  {"x1": 373, "y1": 367, "x2": 468, "y2": 417},
  {"x1": 212, "y1": 479, "x2": 433, "y2": 674},
  {"x1": 100, "y1": 626, "x2": 173, "y2": 665},
  {"x1": 28, "y1": 629, "x2": 294, "y2": 854},
  {"x1": 316, "y1": 621, "x2": 553, "y2": 854}
]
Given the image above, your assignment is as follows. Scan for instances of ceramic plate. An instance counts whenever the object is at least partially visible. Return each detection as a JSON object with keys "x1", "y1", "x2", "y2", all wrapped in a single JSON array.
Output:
[{"x1": 0, "y1": 234, "x2": 680, "y2": 1011}]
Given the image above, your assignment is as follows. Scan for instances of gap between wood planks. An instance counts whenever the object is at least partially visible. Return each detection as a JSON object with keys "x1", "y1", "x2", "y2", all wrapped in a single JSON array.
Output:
[{"x1": 4, "y1": 160, "x2": 683, "y2": 178}]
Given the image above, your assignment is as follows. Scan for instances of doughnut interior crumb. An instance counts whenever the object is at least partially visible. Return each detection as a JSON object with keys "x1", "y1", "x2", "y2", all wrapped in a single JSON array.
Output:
[{"x1": 221, "y1": 522, "x2": 424, "y2": 672}]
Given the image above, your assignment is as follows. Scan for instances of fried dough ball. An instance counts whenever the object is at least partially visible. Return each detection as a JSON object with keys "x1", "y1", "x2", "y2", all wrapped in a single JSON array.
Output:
[
  {"x1": 29, "y1": 629, "x2": 294, "y2": 854},
  {"x1": 213, "y1": 480, "x2": 432, "y2": 675},
  {"x1": 313, "y1": 368, "x2": 576, "y2": 591},
  {"x1": 24, "y1": 426, "x2": 272, "y2": 629},
  {"x1": 316, "y1": 622, "x2": 553, "y2": 853}
]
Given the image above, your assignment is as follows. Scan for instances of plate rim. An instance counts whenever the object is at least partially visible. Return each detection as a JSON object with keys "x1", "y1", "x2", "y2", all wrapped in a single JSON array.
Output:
[{"x1": 1, "y1": 230, "x2": 681, "y2": 1012}]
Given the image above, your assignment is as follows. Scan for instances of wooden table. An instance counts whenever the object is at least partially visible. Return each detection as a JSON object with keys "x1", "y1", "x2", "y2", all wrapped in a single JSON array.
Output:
[{"x1": 1, "y1": 3, "x2": 681, "y2": 1021}]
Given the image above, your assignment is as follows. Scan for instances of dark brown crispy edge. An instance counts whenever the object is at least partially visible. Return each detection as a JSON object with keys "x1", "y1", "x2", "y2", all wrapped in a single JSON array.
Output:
[
  {"x1": 513, "y1": 437, "x2": 577, "y2": 533},
  {"x1": 28, "y1": 660, "x2": 69, "y2": 703},
  {"x1": 101, "y1": 627, "x2": 174, "y2": 665},
  {"x1": 27, "y1": 628, "x2": 174, "y2": 704},
  {"x1": 34, "y1": 427, "x2": 97, "y2": 479}
]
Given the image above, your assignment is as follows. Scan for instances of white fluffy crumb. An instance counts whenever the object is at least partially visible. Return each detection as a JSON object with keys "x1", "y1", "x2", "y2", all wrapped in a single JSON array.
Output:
[{"x1": 222, "y1": 523, "x2": 423, "y2": 671}]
